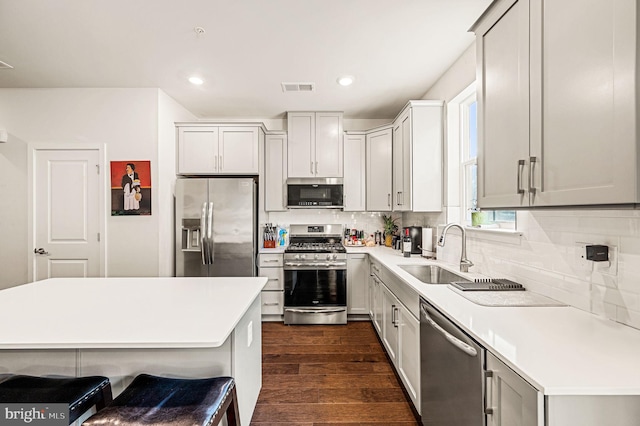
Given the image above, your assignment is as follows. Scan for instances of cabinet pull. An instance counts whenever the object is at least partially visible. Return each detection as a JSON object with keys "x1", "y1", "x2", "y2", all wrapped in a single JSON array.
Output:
[
  {"x1": 516, "y1": 159, "x2": 525, "y2": 195},
  {"x1": 529, "y1": 156, "x2": 537, "y2": 195},
  {"x1": 387, "y1": 193, "x2": 391, "y2": 207},
  {"x1": 485, "y1": 370, "x2": 495, "y2": 415},
  {"x1": 391, "y1": 304, "x2": 398, "y2": 327},
  {"x1": 263, "y1": 302, "x2": 280, "y2": 306},
  {"x1": 263, "y1": 259, "x2": 279, "y2": 263},
  {"x1": 311, "y1": 161, "x2": 314, "y2": 174}
]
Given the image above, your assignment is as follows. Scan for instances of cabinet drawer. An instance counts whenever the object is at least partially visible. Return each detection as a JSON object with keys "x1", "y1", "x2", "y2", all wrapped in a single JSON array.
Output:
[
  {"x1": 259, "y1": 267, "x2": 284, "y2": 290},
  {"x1": 259, "y1": 253, "x2": 283, "y2": 267},
  {"x1": 261, "y1": 291, "x2": 284, "y2": 315}
]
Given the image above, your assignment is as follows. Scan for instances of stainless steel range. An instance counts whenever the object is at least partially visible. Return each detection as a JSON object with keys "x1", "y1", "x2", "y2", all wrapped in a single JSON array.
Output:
[{"x1": 283, "y1": 224, "x2": 347, "y2": 325}]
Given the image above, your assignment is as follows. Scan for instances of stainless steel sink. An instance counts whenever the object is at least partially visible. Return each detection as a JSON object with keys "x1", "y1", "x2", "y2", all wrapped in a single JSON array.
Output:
[{"x1": 399, "y1": 265, "x2": 465, "y2": 284}]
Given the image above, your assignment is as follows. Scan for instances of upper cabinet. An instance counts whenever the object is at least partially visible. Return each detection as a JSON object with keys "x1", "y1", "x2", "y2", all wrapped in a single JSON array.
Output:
[
  {"x1": 473, "y1": 0, "x2": 638, "y2": 208},
  {"x1": 366, "y1": 126, "x2": 393, "y2": 211},
  {"x1": 264, "y1": 132, "x2": 287, "y2": 211},
  {"x1": 287, "y1": 112, "x2": 343, "y2": 178},
  {"x1": 177, "y1": 124, "x2": 261, "y2": 175},
  {"x1": 392, "y1": 101, "x2": 443, "y2": 212},
  {"x1": 343, "y1": 132, "x2": 366, "y2": 212}
]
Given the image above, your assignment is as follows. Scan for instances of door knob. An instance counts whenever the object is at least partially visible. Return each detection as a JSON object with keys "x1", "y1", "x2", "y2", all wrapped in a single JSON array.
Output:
[{"x1": 34, "y1": 248, "x2": 50, "y2": 255}]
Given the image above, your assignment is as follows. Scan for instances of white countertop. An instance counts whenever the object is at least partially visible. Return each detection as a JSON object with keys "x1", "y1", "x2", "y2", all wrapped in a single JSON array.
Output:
[
  {"x1": 258, "y1": 247, "x2": 286, "y2": 254},
  {"x1": 365, "y1": 246, "x2": 640, "y2": 396},
  {"x1": 0, "y1": 277, "x2": 267, "y2": 350}
]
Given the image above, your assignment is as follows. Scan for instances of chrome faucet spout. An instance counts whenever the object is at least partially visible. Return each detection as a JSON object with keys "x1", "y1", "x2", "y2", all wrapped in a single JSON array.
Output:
[{"x1": 438, "y1": 223, "x2": 474, "y2": 273}]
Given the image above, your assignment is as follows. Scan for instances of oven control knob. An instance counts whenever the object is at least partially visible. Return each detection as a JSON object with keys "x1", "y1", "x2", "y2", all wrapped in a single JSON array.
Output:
[
  {"x1": 314, "y1": 254, "x2": 320, "y2": 260},
  {"x1": 332, "y1": 254, "x2": 338, "y2": 260},
  {"x1": 294, "y1": 254, "x2": 301, "y2": 260},
  {"x1": 301, "y1": 254, "x2": 306, "y2": 260},
  {"x1": 326, "y1": 254, "x2": 331, "y2": 261}
]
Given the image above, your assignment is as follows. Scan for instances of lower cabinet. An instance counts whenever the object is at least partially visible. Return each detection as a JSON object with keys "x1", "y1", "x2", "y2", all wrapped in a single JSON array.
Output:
[
  {"x1": 369, "y1": 261, "x2": 420, "y2": 414},
  {"x1": 258, "y1": 253, "x2": 284, "y2": 319},
  {"x1": 486, "y1": 352, "x2": 539, "y2": 426},
  {"x1": 347, "y1": 254, "x2": 369, "y2": 315}
]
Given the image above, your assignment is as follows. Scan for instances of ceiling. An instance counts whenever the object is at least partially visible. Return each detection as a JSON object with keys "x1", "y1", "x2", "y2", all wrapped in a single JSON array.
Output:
[{"x1": 0, "y1": 0, "x2": 491, "y2": 120}]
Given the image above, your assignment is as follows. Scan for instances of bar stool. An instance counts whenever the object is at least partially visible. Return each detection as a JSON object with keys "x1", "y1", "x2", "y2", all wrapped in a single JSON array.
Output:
[
  {"x1": 82, "y1": 374, "x2": 240, "y2": 426},
  {"x1": 0, "y1": 374, "x2": 113, "y2": 424}
]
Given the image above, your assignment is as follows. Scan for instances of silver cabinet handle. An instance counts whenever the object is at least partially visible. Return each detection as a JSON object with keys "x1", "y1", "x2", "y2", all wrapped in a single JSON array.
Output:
[
  {"x1": 311, "y1": 161, "x2": 314, "y2": 174},
  {"x1": 529, "y1": 156, "x2": 537, "y2": 195},
  {"x1": 485, "y1": 370, "x2": 495, "y2": 415},
  {"x1": 421, "y1": 304, "x2": 477, "y2": 357},
  {"x1": 263, "y1": 302, "x2": 280, "y2": 306},
  {"x1": 214, "y1": 155, "x2": 218, "y2": 171},
  {"x1": 263, "y1": 259, "x2": 280, "y2": 263},
  {"x1": 391, "y1": 304, "x2": 398, "y2": 327},
  {"x1": 34, "y1": 248, "x2": 50, "y2": 255},
  {"x1": 517, "y1": 159, "x2": 525, "y2": 195},
  {"x1": 387, "y1": 193, "x2": 391, "y2": 207}
]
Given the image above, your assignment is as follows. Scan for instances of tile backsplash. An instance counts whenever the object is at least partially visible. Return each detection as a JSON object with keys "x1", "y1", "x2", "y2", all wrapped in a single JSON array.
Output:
[{"x1": 434, "y1": 209, "x2": 640, "y2": 330}]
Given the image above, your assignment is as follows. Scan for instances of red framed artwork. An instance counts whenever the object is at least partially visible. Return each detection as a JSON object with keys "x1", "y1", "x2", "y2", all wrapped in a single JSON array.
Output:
[{"x1": 110, "y1": 160, "x2": 152, "y2": 215}]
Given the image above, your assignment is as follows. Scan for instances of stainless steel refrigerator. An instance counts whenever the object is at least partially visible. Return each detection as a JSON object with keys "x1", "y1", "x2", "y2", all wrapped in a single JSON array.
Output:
[{"x1": 175, "y1": 177, "x2": 257, "y2": 277}]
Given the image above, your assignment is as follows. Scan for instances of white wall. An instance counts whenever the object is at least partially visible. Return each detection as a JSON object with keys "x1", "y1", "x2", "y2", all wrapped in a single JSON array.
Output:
[
  {"x1": 157, "y1": 91, "x2": 197, "y2": 276},
  {"x1": 421, "y1": 44, "x2": 640, "y2": 330},
  {"x1": 0, "y1": 88, "x2": 187, "y2": 288}
]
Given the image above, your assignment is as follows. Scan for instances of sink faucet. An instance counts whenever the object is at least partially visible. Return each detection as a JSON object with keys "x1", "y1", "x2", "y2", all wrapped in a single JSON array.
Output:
[{"x1": 438, "y1": 223, "x2": 474, "y2": 273}]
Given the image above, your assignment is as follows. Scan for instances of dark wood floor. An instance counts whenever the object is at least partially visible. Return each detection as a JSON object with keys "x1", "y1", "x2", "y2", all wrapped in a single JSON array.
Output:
[{"x1": 250, "y1": 321, "x2": 421, "y2": 426}]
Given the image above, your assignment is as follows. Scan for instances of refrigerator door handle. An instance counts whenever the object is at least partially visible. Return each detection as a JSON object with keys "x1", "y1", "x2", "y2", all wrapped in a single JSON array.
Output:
[
  {"x1": 206, "y1": 201, "x2": 215, "y2": 264},
  {"x1": 200, "y1": 202, "x2": 208, "y2": 265}
]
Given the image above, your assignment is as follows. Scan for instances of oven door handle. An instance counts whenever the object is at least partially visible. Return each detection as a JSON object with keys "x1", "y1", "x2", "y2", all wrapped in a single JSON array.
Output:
[
  {"x1": 284, "y1": 262, "x2": 347, "y2": 267},
  {"x1": 285, "y1": 308, "x2": 346, "y2": 314}
]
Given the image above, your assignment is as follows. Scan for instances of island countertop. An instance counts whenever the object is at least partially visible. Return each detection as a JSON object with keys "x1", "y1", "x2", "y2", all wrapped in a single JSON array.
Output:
[{"x1": 0, "y1": 277, "x2": 267, "y2": 350}]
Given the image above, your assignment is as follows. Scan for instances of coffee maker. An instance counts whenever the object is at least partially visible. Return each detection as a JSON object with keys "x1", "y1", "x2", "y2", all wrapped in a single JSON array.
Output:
[{"x1": 402, "y1": 226, "x2": 422, "y2": 255}]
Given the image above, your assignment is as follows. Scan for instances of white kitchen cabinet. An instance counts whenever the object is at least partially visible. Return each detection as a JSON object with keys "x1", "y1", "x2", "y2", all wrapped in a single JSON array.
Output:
[
  {"x1": 177, "y1": 125, "x2": 260, "y2": 175},
  {"x1": 366, "y1": 126, "x2": 393, "y2": 211},
  {"x1": 258, "y1": 253, "x2": 284, "y2": 319},
  {"x1": 347, "y1": 253, "x2": 368, "y2": 315},
  {"x1": 486, "y1": 352, "x2": 540, "y2": 426},
  {"x1": 381, "y1": 283, "x2": 399, "y2": 365},
  {"x1": 391, "y1": 101, "x2": 443, "y2": 212},
  {"x1": 369, "y1": 260, "x2": 383, "y2": 334},
  {"x1": 473, "y1": 0, "x2": 638, "y2": 208},
  {"x1": 287, "y1": 111, "x2": 343, "y2": 178},
  {"x1": 398, "y1": 305, "x2": 420, "y2": 413},
  {"x1": 343, "y1": 132, "x2": 366, "y2": 211},
  {"x1": 264, "y1": 132, "x2": 287, "y2": 211}
]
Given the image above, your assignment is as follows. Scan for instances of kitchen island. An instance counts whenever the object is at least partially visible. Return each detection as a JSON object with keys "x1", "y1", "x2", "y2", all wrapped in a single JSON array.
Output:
[{"x1": 0, "y1": 277, "x2": 267, "y2": 425}]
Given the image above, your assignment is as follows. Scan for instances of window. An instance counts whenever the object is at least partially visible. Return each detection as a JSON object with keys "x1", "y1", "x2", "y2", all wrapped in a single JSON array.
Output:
[{"x1": 449, "y1": 83, "x2": 515, "y2": 229}]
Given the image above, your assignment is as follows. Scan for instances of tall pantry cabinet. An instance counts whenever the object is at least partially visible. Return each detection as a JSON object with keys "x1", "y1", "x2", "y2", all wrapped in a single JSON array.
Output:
[{"x1": 473, "y1": 0, "x2": 638, "y2": 208}]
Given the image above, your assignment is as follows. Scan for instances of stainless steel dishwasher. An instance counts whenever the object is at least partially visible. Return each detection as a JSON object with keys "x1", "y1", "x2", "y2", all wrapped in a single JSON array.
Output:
[{"x1": 420, "y1": 297, "x2": 485, "y2": 426}]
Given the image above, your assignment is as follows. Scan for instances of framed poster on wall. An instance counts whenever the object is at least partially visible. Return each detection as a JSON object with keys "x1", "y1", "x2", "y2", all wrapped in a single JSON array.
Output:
[{"x1": 110, "y1": 160, "x2": 152, "y2": 215}]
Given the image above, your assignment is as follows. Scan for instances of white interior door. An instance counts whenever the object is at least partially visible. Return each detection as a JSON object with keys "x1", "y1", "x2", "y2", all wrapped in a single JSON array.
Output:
[{"x1": 32, "y1": 148, "x2": 103, "y2": 281}]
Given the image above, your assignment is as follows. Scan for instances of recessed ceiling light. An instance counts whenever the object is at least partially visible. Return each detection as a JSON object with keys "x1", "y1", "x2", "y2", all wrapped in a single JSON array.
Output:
[
  {"x1": 337, "y1": 76, "x2": 354, "y2": 86},
  {"x1": 189, "y1": 76, "x2": 204, "y2": 85}
]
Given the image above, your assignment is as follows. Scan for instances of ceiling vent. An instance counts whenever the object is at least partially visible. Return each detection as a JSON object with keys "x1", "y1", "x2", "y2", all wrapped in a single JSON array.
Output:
[
  {"x1": 281, "y1": 82, "x2": 315, "y2": 92},
  {"x1": 0, "y1": 60, "x2": 14, "y2": 69}
]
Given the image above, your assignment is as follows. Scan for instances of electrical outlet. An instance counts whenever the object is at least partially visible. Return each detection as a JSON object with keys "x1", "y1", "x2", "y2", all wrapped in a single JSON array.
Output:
[{"x1": 575, "y1": 242, "x2": 593, "y2": 272}]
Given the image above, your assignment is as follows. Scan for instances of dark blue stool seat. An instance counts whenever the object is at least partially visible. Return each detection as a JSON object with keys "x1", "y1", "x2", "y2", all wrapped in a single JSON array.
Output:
[
  {"x1": 0, "y1": 375, "x2": 112, "y2": 424},
  {"x1": 82, "y1": 374, "x2": 240, "y2": 426}
]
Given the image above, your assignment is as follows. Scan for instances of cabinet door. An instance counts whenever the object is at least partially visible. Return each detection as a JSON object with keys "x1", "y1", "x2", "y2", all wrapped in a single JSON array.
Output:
[
  {"x1": 381, "y1": 284, "x2": 399, "y2": 366},
  {"x1": 370, "y1": 277, "x2": 383, "y2": 334},
  {"x1": 529, "y1": 0, "x2": 636, "y2": 206},
  {"x1": 265, "y1": 133, "x2": 287, "y2": 211},
  {"x1": 343, "y1": 133, "x2": 366, "y2": 211},
  {"x1": 177, "y1": 127, "x2": 219, "y2": 174},
  {"x1": 261, "y1": 291, "x2": 284, "y2": 315},
  {"x1": 366, "y1": 128, "x2": 393, "y2": 211},
  {"x1": 287, "y1": 112, "x2": 315, "y2": 178},
  {"x1": 398, "y1": 306, "x2": 420, "y2": 413},
  {"x1": 392, "y1": 119, "x2": 405, "y2": 211},
  {"x1": 486, "y1": 352, "x2": 539, "y2": 426},
  {"x1": 475, "y1": 0, "x2": 530, "y2": 208},
  {"x1": 218, "y1": 127, "x2": 259, "y2": 174},
  {"x1": 347, "y1": 254, "x2": 368, "y2": 314},
  {"x1": 315, "y1": 112, "x2": 343, "y2": 177},
  {"x1": 258, "y1": 267, "x2": 284, "y2": 291}
]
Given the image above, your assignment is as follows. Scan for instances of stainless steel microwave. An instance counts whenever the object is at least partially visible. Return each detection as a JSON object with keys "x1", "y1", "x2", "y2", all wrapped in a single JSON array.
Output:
[{"x1": 286, "y1": 178, "x2": 343, "y2": 208}]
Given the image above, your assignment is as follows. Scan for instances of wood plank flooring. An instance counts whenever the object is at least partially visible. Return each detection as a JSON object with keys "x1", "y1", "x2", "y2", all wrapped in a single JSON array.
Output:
[{"x1": 250, "y1": 321, "x2": 421, "y2": 426}]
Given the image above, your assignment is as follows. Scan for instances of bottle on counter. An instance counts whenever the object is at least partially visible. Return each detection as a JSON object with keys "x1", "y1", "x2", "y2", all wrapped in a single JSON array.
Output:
[{"x1": 403, "y1": 228, "x2": 412, "y2": 257}]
